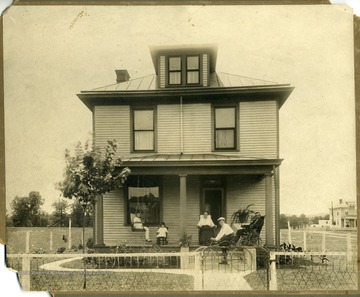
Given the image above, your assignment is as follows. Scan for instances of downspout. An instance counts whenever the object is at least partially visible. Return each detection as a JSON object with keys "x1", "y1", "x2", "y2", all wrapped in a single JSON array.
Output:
[
  {"x1": 274, "y1": 165, "x2": 280, "y2": 247},
  {"x1": 180, "y1": 96, "x2": 184, "y2": 154}
]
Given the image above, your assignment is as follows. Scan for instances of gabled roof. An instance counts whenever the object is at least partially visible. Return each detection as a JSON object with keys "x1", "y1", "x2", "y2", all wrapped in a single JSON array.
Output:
[{"x1": 91, "y1": 72, "x2": 283, "y2": 91}]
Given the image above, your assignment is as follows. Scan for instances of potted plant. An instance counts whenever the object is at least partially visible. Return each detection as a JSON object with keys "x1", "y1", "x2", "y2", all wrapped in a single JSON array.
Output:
[
  {"x1": 178, "y1": 232, "x2": 192, "y2": 251},
  {"x1": 230, "y1": 204, "x2": 255, "y2": 225}
]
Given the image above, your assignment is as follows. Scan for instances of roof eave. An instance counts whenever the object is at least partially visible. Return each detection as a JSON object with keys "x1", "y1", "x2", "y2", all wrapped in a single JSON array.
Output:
[{"x1": 77, "y1": 85, "x2": 294, "y2": 111}]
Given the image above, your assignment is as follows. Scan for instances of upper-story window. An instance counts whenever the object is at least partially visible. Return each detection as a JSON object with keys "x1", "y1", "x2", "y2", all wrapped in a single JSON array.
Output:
[
  {"x1": 186, "y1": 56, "x2": 200, "y2": 84},
  {"x1": 168, "y1": 57, "x2": 182, "y2": 85},
  {"x1": 167, "y1": 55, "x2": 201, "y2": 86},
  {"x1": 214, "y1": 106, "x2": 237, "y2": 150},
  {"x1": 132, "y1": 108, "x2": 156, "y2": 151}
]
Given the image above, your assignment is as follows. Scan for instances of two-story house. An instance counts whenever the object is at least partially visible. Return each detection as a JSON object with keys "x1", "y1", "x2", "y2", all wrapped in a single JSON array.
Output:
[
  {"x1": 77, "y1": 44, "x2": 294, "y2": 249},
  {"x1": 330, "y1": 199, "x2": 357, "y2": 229}
]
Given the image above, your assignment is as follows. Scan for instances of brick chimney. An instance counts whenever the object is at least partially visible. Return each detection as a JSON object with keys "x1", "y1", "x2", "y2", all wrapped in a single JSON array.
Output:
[{"x1": 115, "y1": 69, "x2": 130, "y2": 83}]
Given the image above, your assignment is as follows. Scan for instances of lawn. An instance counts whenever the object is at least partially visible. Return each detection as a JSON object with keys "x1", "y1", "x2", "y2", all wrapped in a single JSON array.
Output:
[
  {"x1": 6, "y1": 227, "x2": 93, "y2": 253},
  {"x1": 29, "y1": 270, "x2": 194, "y2": 291}
]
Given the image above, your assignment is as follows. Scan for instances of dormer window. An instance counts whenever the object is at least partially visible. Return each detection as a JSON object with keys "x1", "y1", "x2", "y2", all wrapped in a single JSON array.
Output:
[
  {"x1": 168, "y1": 57, "x2": 182, "y2": 85},
  {"x1": 151, "y1": 45, "x2": 216, "y2": 88},
  {"x1": 167, "y1": 55, "x2": 201, "y2": 87},
  {"x1": 186, "y1": 56, "x2": 200, "y2": 84}
]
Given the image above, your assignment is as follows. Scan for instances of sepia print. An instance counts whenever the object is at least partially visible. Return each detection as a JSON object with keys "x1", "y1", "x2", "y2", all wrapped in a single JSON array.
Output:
[{"x1": 2, "y1": 2, "x2": 358, "y2": 295}]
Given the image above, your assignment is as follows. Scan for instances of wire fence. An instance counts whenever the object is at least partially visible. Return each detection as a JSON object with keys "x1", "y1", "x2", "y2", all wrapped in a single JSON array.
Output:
[
  {"x1": 6, "y1": 248, "x2": 358, "y2": 291},
  {"x1": 6, "y1": 252, "x2": 196, "y2": 291}
]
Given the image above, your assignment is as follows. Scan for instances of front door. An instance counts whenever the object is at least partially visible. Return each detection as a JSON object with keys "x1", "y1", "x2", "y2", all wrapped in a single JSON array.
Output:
[{"x1": 203, "y1": 188, "x2": 224, "y2": 224}]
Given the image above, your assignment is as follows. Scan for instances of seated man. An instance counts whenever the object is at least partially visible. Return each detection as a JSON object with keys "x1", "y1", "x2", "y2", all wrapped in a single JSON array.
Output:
[
  {"x1": 133, "y1": 212, "x2": 152, "y2": 242},
  {"x1": 234, "y1": 212, "x2": 264, "y2": 244},
  {"x1": 210, "y1": 217, "x2": 235, "y2": 264}
]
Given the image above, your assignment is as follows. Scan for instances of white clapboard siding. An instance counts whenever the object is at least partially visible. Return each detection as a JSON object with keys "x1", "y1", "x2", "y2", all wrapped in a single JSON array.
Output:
[
  {"x1": 103, "y1": 188, "x2": 123, "y2": 246},
  {"x1": 183, "y1": 104, "x2": 212, "y2": 153},
  {"x1": 159, "y1": 56, "x2": 166, "y2": 88},
  {"x1": 162, "y1": 176, "x2": 180, "y2": 239},
  {"x1": 226, "y1": 175, "x2": 275, "y2": 243},
  {"x1": 239, "y1": 100, "x2": 277, "y2": 158},
  {"x1": 202, "y1": 54, "x2": 209, "y2": 86},
  {"x1": 94, "y1": 105, "x2": 130, "y2": 156},
  {"x1": 157, "y1": 104, "x2": 181, "y2": 153}
]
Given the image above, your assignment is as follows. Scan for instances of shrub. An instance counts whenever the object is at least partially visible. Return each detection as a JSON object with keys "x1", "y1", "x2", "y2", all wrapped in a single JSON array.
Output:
[
  {"x1": 57, "y1": 247, "x2": 66, "y2": 254},
  {"x1": 86, "y1": 237, "x2": 94, "y2": 248},
  {"x1": 34, "y1": 248, "x2": 46, "y2": 254}
]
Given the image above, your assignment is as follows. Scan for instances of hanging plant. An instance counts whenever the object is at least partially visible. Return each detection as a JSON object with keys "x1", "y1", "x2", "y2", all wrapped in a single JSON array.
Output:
[{"x1": 230, "y1": 204, "x2": 255, "y2": 225}]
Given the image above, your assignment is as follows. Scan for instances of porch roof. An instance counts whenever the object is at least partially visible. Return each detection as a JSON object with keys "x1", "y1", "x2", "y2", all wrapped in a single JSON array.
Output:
[{"x1": 122, "y1": 154, "x2": 282, "y2": 175}]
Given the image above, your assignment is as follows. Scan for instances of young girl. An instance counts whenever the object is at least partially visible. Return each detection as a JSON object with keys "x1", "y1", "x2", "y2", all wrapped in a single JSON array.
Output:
[{"x1": 156, "y1": 222, "x2": 169, "y2": 245}]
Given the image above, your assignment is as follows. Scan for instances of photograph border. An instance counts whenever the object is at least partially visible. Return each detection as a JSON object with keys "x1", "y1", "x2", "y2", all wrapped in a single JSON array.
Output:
[{"x1": 0, "y1": 1, "x2": 358, "y2": 296}]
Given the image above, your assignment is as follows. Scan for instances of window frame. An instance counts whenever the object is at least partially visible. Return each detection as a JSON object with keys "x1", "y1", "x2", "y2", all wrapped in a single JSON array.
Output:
[
  {"x1": 186, "y1": 55, "x2": 200, "y2": 85},
  {"x1": 166, "y1": 54, "x2": 202, "y2": 87},
  {"x1": 168, "y1": 56, "x2": 182, "y2": 86},
  {"x1": 212, "y1": 105, "x2": 239, "y2": 151},
  {"x1": 131, "y1": 106, "x2": 157, "y2": 152},
  {"x1": 125, "y1": 175, "x2": 163, "y2": 226}
]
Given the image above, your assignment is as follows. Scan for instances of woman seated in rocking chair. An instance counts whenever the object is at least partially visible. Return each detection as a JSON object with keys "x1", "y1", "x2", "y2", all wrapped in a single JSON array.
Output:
[{"x1": 133, "y1": 212, "x2": 152, "y2": 242}]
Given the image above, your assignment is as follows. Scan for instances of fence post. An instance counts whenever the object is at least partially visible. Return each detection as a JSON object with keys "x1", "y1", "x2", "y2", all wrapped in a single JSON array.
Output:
[
  {"x1": 68, "y1": 217, "x2": 72, "y2": 249},
  {"x1": 321, "y1": 233, "x2": 326, "y2": 253},
  {"x1": 25, "y1": 231, "x2": 30, "y2": 253},
  {"x1": 21, "y1": 255, "x2": 31, "y2": 291},
  {"x1": 193, "y1": 252, "x2": 203, "y2": 290},
  {"x1": 346, "y1": 233, "x2": 352, "y2": 261},
  {"x1": 303, "y1": 231, "x2": 307, "y2": 251},
  {"x1": 269, "y1": 252, "x2": 277, "y2": 290},
  {"x1": 49, "y1": 231, "x2": 53, "y2": 251}
]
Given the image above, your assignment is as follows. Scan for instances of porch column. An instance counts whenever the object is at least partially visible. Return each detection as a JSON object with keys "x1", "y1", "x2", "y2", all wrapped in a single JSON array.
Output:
[
  {"x1": 94, "y1": 195, "x2": 105, "y2": 247},
  {"x1": 179, "y1": 174, "x2": 187, "y2": 235},
  {"x1": 265, "y1": 173, "x2": 275, "y2": 247}
]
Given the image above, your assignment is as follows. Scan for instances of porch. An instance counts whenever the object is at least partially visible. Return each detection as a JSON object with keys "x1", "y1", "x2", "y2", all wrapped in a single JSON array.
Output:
[{"x1": 94, "y1": 154, "x2": 281, "y2": 248}]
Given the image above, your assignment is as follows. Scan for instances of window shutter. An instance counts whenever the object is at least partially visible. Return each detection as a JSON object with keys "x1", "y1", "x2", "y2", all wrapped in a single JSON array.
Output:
[
  {"x1": 202, "y1": 54, "x2": 209, "y2": 86},
  {"x1": 159, "y1": 56, "x2": 166, "y2": 88}
]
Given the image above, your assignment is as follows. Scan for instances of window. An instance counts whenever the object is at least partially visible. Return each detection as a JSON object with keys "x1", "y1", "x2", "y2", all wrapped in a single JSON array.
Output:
[
  {"x1": 167, "y1": 55, "x2": 201, "y2": 86},
  {"x1": 168, "y1": 57, "x2": 182, "y2": 85},
  {"x1": 214, "y1": 106, "x2": 237, "y2": 150},
  {"x1": 126, "y1": 176, "x2": 161, "y2": 225},
  {"x1": 132, "y1": 108, "x2": 155, "y2": 151},
  {"x1": 186, "y1": 56, "x2": 200, "y2": 84}
]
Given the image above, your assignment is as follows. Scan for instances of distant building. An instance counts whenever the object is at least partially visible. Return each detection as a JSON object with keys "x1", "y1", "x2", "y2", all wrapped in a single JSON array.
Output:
[{"x1": 330, "y1": 199, "x2": 357, "y2": 228}]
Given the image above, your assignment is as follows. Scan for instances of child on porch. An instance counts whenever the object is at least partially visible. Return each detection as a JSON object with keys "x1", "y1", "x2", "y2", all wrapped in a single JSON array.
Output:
[
  {"x1": 156, "y1": 222, "x2": 169, "y2": 245},
  {"x1": 133, "y1": 212, "x2": 152, "y2": 242}
]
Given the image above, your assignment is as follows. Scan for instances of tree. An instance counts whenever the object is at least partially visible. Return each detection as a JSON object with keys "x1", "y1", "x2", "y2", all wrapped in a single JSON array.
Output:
[
  {"x1": 51, "y1": 200, "x2": 69, "y2": 227},
  {"x1": 70, "y1": 200, "x2": 93, "y2": 227},
  {"x1": 299, "y1": 213, "x2": 309, "y2": 228},
  {"x1": 6, "y1": 209, "x2": 13, "y2": 227},
  {"x1": 57, "y1": 139, "x2": 130, "y2": 208},
  {"x1": 279, "y1": 214, "x2": 288, "y2": 229},
  {"x1": 312, "y1": 216, "x2": 320, "y2": 224},
  {"x1": 57, "y1": 139, "x2": 130, "y2": 289},
  {"x1": 10, "y1": 191, "x2": 44, "y2": 227},
  {"x1": 289, "y1": 215, "x2": 301, "y2": 229}
]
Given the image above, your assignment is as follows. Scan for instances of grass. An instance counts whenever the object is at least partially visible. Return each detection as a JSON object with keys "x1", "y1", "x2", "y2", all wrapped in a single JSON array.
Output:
[
  {"x1": 6, "y1": 227, "x2": 93, "y2": 254},
  {"x1": 30, "y1": 271, "x2": 194, "y2": 291}
]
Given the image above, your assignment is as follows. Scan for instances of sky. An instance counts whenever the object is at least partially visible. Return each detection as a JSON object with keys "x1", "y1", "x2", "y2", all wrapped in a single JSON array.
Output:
[{"x1": 2, "y1": 3, "x2": 357, "y2": 217}]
